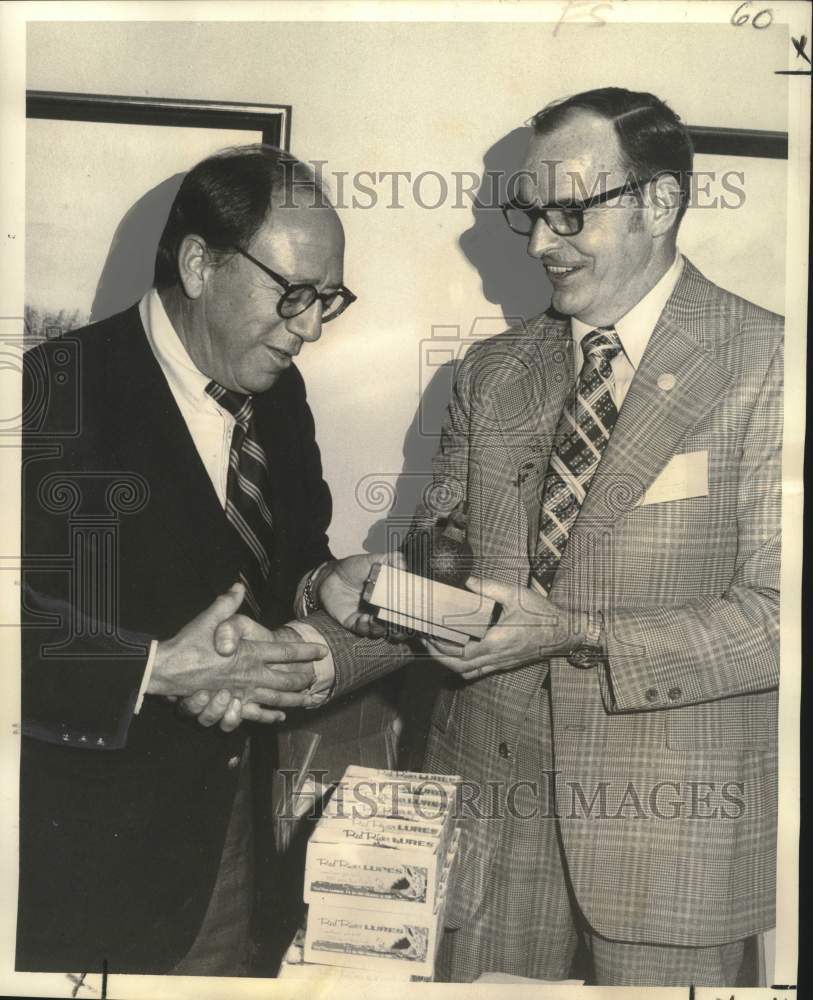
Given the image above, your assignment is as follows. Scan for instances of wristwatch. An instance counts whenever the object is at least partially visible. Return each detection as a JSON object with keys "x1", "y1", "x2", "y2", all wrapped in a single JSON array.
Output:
[{"x1": 567, "y1": 609, "x2": 606, "y2": 668}]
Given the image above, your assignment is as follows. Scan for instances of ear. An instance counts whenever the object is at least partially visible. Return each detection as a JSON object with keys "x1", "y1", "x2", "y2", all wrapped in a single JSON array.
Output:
[
  {"x1": 177, "y1": 234, "x2": 210, "y2": 299},
  {"x1": 648, "y1": 174, "x2": 682, "y2": 237}
]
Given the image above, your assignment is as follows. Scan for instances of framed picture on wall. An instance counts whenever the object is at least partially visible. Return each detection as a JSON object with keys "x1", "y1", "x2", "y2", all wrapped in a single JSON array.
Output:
[
  {"x1": 679, "y1": 125, "x2": 788, "y2": 316},
  {"x1": 25, "y1": 91, "x2": 292, "y2": 340}
]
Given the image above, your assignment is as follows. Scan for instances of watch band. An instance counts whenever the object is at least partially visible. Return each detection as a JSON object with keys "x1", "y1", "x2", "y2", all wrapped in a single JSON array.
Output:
[
  {"x1": 302, "y1": 568, "x2": 322, "y2": 616},
  {"x1": 584, "y1": 609, "x2": 604, "y2": 645},
  {"x1": 567, "y1": 609, "x2": 605, "y2": 668}
]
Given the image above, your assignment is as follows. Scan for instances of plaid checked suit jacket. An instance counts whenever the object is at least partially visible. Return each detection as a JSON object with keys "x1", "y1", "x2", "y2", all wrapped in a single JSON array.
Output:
[{"x1": 316, "y1": 258, "x2": 781, "y2": 948}]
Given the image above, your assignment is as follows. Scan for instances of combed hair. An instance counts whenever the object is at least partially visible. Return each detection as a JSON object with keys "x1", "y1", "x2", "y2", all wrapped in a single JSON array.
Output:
[
  {"x1": 530, "y1": 87, "x2": 694, "y2": 223},
  {"x1": 154, "y1": 145, "x2": 327, "y2": 288}
]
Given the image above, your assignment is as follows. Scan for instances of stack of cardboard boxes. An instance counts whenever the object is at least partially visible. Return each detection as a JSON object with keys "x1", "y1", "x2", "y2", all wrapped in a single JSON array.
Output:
[{"x1": 280, "y1": 765, "x2": 461, "y2": 982}]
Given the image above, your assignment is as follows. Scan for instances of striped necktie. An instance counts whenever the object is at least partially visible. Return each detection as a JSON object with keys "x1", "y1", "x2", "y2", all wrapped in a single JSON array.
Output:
[
  {"x1": 206, "y1": 380, "x2": 274, "y2": 618},
  {"x1": 531, "y1": 326, "x2": 623, "y2": 595}
]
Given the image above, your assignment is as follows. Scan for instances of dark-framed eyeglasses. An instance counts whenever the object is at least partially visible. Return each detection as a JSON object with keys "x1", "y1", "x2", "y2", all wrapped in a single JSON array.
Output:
[
  {"x1": 234, "y1": 247, "x2": 357, "y2": 322},
  {"x1": 501, "y1": 176, "x2": 652, "y2": 238}
]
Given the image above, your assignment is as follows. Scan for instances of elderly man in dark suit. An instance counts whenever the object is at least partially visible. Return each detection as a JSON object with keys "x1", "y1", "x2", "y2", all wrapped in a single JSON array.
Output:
[
  {"x1": 17, "y1": 145, "x2": 394, "y2": 976},
  {"x1": 210, "y1": 89, "x2": 781, "y2": 987}
]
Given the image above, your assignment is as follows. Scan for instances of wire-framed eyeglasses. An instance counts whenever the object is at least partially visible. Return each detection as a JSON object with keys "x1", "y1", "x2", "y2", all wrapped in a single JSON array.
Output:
[
  {"x1": 234, "y1": 247, "x2": 357, "y2": 322},
  {"x1": 501, "y1": 176, "x2": 652, "y2": 238}
]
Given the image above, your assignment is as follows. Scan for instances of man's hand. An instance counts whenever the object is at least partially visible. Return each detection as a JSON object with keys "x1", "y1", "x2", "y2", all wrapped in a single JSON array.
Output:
[
  {"x1": 149, "y1": 584, "x2": 327, "y2": 727},
  {"x1": 424, "y1": 576, "x2": 587, "y2": 681},
  {"x1": 181, "y1": 621, "x2": 323, "y2": 731},
  {"x1": 313, "y1": 551, "x2": 403, "y2": 637},
  {"x1": 185, "y1": 552, "x2": 407, "y2": 731}
]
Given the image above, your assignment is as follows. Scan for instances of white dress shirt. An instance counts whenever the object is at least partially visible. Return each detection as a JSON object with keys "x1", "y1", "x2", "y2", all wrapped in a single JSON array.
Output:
[
  {"x1": 135, "y1": 289, "x2": 332, "y2": 712},
  {"x1": 570, "y1": 252, "x2": 684, "y2": 406}
]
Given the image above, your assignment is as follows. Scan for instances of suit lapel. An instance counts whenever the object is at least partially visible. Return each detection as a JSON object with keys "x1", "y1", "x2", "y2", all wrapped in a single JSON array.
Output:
[
  {"x1": 105, "y1": 307, "x2": 242, "y2": 597},
  {"x1": 573, "y1": 270, "x2": 734, "y2": 534},
  {"x1": 491, "y1": 318, "x2": 574, "y2": 555},
  {"x1": 490, "y1": 263, "x2": 735, "y2": 580}
]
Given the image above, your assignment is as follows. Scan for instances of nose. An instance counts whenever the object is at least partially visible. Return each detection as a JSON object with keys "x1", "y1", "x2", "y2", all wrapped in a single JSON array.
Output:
[
  {"x1": 526, "y1": 217, "x2": 563, "y2": 260},
  {"x1": 285, "y1": 300, "x2": 323, "y2": 343}
]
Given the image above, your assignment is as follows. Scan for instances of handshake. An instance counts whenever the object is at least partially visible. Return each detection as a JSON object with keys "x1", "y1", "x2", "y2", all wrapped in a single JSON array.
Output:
[
  {"x1": 148, "y1": 553, "x2": 394, "y2": 732},
  {"x1": 148, "y1": 547, "x2": 581, "y2": 732}
]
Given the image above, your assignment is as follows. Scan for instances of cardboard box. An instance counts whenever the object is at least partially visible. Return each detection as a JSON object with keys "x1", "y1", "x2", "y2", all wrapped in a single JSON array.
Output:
[
  {"x1": 321, "y1": 779, "x2": 457, "y2": 861},
  {"x1": 342, "y1": 765, "x2": 461, "y2": 790},
  {"x1": 312, "y1": 812, "x2": 445, "y2": 845},
  {"x1": 311, "y1": 812, "x2": 449, "y2": 857},
  {"x1": 303, "y1": 904, "x2": 441, "y2": 977},
  {"x1": 304, "y1": 836, "x2": 444, "y2": 912},
  {"x1": 278, "y1": 929, "x2": 433, "y2": 981},
  {"x1": 302, "y1": 835, "x2": 458, "y2": 979},
  {"x1": 323, "y1": 787, "x2": 454, "y2": 836},
  {"x1": 300, "y1": 769, "x2": 461, "y2": 978},
  {"x1": 325, "y1": 768, "x2": 458, "y2": 823}
]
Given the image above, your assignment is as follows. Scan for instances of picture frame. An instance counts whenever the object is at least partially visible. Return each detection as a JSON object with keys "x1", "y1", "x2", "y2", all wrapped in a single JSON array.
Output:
[
  {"x1": 26, "y1": 90, "x2": 291, "y2": 149},
  {"x1": 24, "y1": 91, "x2": 292, "y2": 337}
]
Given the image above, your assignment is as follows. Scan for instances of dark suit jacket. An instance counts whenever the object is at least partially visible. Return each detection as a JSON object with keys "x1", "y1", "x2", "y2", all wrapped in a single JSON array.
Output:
[{"x1": 17, "y1": 303, "x2": 334, "y2": 973}]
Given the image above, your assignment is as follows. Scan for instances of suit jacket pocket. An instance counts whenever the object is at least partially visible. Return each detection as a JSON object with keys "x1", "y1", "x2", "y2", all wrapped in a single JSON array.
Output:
[{"x1": 666, "y1": 688, "x2": 778, "y2": 751}]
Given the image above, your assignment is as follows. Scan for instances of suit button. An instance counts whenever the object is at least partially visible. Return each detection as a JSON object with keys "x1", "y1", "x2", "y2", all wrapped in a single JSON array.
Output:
[
  {"x1": 667, "y1": 687, "x2": 682, "y2": 701},
  {"x1": 498, "y1": 742, "x2": 511, "y2": 758},
  {"x1": 645, "y1": 688, "x2": 659, "y2": 703},
  {"x1": 227, "y1": 755, "x2": 241, "y2": 769}
]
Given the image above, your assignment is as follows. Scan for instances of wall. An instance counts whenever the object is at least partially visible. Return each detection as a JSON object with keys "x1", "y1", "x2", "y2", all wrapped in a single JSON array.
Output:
[{"x1": 27, "y1": 19, "x2": 788, "y2": 554}]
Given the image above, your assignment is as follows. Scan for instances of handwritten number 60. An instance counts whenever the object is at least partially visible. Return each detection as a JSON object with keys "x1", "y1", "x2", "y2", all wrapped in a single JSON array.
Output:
[{"x1": 731, "y1": 1, "x2": 774, "y2": 28}]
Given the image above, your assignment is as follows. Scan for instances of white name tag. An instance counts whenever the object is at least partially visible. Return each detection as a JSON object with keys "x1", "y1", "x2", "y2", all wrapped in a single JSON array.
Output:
[{"x1": 638, "y1": 450, "x2": 708, "y2": 506}]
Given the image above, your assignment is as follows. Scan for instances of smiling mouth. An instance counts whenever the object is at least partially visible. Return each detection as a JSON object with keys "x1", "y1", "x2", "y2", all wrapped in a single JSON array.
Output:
[{"x1": 545, "y1": 263, "x2": 582, "y2": 278}]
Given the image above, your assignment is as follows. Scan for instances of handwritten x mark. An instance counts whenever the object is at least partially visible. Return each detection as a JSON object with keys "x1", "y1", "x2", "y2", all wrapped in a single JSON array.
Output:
[
  {"x1": 792, "y1": 35, "x2": 811, "y2": 65},
  {"x1": 775, "y1": 35, "x2": 812, "y2": 75},
  {"x1": 67, "y1": 972, "x2": 93, "y2": 997}
]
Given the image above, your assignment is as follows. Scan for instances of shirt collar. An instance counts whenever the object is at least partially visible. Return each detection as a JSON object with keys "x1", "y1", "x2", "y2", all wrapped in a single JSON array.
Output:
[
  {"x1": 571, "y1": 252, "x2": 684, "y2": 370},
  {"x1": 139, "y1": 287, "x2": 215, "y2": 410}
]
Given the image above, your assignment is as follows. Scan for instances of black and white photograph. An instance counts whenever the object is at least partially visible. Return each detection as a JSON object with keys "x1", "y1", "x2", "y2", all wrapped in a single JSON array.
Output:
[{"x1": 0, "y1": 2, "x2": 807, "y2": 996}]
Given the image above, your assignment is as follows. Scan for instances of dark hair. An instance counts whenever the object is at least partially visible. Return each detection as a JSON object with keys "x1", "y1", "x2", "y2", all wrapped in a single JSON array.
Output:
[
  {"x1": 530, "y1": 87, "x2": 694, "y2": 225},
  {"x1": 154, "y1": 144, "x2": 327, "y2": 288}
]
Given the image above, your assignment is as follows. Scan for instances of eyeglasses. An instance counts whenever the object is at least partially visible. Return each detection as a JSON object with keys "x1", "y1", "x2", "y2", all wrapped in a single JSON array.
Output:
[
  {"x1": 234, "y1": 247, "x2": 357, "y2": 322},
  {"x1": 501, "y1": 177, "x2": 652, "y2": 238}
]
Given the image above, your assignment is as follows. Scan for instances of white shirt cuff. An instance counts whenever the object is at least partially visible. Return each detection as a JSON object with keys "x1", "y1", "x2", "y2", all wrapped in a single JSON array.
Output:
[
  {"x1": 135, "y1": 639, "x2": 159, "y2": 714},
  {"x1": 285, "y1": 619, "x2": 335, "y2": 707}
]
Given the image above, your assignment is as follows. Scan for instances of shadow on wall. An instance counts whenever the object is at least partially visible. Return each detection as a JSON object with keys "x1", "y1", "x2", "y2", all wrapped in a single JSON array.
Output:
[
  {"x1": 90, "y1": 173, "x2": 186, "y2": 324},
  {"x1": 362, "y1": 127, "x2": 554, "y2": 556},
  {"x1": 369, "y1": 129, "x2": 554, "y2": 767},
  {"x1": 459, "y1": 126, "x2": 552, "y2": 326},
  {"x1": 361, "y1": 359, "x2": 460, "y2": 554}
]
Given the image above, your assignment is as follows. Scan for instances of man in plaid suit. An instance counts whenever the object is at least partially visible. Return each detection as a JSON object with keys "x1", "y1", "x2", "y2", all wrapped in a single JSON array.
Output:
[{"x1": 210, "y1": 88, "x2": 781, "y2": 986}]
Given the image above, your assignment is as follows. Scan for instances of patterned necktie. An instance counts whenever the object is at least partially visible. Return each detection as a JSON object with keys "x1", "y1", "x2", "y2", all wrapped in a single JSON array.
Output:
[
  {"x1": 205, "y1": 380, "x2": 274, "y2": 617},
  {"x1": 531, "y1": 326, "x2": 623, "y2": 594}
]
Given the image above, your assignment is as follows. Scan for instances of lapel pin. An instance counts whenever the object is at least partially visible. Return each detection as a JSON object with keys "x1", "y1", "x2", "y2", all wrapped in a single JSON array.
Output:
[{"x1": 657, "y1": 373, "x2": 676, "y2": 391}]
